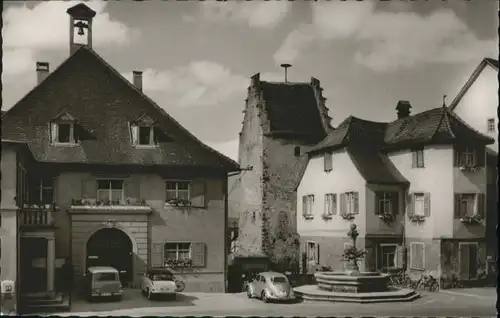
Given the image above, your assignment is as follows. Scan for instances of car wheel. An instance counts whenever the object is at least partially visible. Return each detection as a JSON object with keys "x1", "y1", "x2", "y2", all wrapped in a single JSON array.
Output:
[
  {"x1": 261, "y1": 291, "x2": 269, "y2": 303},
  {"x1": 246, "y1": 287, "x2": 253, "y2": 298}
]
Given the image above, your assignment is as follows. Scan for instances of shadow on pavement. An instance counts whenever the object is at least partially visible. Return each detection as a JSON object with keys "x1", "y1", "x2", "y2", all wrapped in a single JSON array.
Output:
[{"x1": 70, "y1": 288, "x2": 198, "y2": 313}]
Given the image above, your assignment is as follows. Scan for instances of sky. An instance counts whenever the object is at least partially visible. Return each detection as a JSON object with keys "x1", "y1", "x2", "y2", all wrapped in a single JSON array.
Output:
[{"x1": 2, "y1": 0, "x2": 498, "y2": 161}]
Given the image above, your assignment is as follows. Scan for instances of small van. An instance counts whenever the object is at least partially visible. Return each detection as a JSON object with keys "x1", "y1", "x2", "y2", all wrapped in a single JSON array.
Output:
[{"x1": 83, "y1": 266, "x2": 123, "y2": 301}]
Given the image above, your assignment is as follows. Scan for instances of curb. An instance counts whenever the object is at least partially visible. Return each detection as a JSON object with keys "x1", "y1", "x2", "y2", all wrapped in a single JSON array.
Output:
[{"x1": 439, "y1": 290, "x2": 496, "y2": 300}]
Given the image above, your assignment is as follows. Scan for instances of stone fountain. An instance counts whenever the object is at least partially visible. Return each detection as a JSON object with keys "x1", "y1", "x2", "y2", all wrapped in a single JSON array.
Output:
[{"x1": 294, "y1": 224, "x2": 419, "y2": 303}]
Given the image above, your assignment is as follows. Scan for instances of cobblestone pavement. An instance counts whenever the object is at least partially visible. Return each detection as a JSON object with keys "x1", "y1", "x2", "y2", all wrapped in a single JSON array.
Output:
[{"x1": 43, "y1": 288, "x2": 497, "y2": 317}]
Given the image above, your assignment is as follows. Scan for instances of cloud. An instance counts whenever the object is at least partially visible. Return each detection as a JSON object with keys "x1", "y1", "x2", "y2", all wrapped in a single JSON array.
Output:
[
  {"x1": 274, "y1": 1, "x2": 497, "y2": 71},
  {"x1": 123, "y1": 61, "x2": 249, "y2": 108},
  {"x1": 2, "y1": 0, "x2": 138, "y2": 76},
  {"x1": 185, "y1": 1, "x2": 291, "y2": 29}
]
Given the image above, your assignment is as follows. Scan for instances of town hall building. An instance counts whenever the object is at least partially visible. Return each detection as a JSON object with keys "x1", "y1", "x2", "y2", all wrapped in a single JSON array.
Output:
[{"x1": 1, "y1": 3, "x2": 239, "y2": 310}]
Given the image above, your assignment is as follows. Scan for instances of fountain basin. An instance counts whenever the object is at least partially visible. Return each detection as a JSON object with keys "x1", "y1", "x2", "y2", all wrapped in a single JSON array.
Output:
[
  {"x1": 315, "y1": 271, "x2": 390, "y2": 293},
  {"x1": 293, "y1": 285, "x2": 420, "y2": 303}
]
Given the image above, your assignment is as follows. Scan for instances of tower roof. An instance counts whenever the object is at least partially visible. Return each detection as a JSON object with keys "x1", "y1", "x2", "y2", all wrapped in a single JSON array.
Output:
[{"x1": 67, "y1": 3, "x2": 97, "y2": 19}]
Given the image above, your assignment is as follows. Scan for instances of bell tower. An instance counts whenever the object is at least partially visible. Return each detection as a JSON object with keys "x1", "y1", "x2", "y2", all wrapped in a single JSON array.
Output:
[{"x1": 66, "y1": 3, "x2": 97, "y2": 55}]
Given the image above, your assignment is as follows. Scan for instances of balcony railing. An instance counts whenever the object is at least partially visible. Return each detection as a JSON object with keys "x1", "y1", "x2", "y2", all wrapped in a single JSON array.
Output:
[{"x1": 20, "y1": 204, "x2": 57, "y2": 227}]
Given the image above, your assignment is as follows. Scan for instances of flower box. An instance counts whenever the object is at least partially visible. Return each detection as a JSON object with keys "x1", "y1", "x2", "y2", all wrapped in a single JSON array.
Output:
[
  {"x1": 460, "y1": 215, "x2": 483, "y2": 225},
  {"x1": 341, "y1": 213, "x2": 355, "y2": 220},
  {"x1": 70, "y1": 198, "x2": 148, "y2": 207},
  {"x1": 409, "y1": 215, "x2": 426, "y2": 223},
  {"x1": 165, "y1": 259, "x2": 193, "y2": 269},
  {"x1": 378, "y1": 213, "x2": 394, "y2": 221},
  {"x1": 165, "y1": 198, "x2": 191, "y2": 207},
  {"x1": 303, "y1": 214, "x2": 314, "y2": 220},
  {"x1": 459, "y1": 165, "x2": 479, "y2": 172},
  {"x1": 321, "y1": 214, "x2": 333, "y2": 220}
]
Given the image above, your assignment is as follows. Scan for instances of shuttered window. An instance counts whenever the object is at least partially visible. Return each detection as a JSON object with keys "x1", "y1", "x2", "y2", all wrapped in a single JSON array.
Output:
[
  {"x1": 454, "y1": 193, "x2": 484, "y2": 218},
  {"x1": 341, "y1": 192, "x2": 359, "y2": 215},
  {"x1": 410, "y1": 242, "x2": 425, "y2": 270},
  {"x1": 411, "y1": 148, "x2": 425, "y2": 168},
  {"x1": 166, "y1": 181, "x2": 191, "y2": 202},
  {"x1": 163, "y1": 242, "x2": 206, "y2": 267},
  {"x1": 324, "y1": 152, "x2": 333, "y2": 172},
  {"x1": 302, "y1": 195, "x2": 314, "y2": 218},
  {"x1": 375, "y1": 191, "x2": 398, "y2": 215},
  {"x1": 307, "y1": 241, "x2": 319, "y2": 265},
  {"x1": 324, "y1": 193, "x2": 337, "y2": 216}
]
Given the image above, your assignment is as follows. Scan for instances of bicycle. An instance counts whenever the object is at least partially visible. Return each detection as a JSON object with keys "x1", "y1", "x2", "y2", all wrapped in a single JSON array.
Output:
[{"x1": 412, "y1": 274, "x2": 439, "y2": 292}]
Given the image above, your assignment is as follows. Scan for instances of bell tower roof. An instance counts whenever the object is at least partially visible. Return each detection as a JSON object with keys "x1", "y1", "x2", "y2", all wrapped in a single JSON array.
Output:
[{"x1": 66, "y1": 3, "x2": 97, "y2": 20}]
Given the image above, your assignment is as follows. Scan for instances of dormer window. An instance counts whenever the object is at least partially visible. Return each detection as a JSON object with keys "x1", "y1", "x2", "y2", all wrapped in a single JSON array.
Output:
[
  {"x1": 130, "y1": 113, "x2": 159, "y2": 148},
  {"x1": 139, "y1": 126, "x2": 154, "y2": 146},
  {"x1": 50, "y1": 111, "x2": 77, "y2": 146}
]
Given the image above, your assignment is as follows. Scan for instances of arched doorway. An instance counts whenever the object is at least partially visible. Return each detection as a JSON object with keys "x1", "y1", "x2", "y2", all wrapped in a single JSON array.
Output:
[{"x1": 86, "y1": 228, "x2": 133, "y2": 285}]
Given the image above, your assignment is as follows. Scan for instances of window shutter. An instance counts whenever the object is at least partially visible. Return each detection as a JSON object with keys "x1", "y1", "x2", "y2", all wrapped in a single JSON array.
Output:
[
  {"x1": 302, "y1": 196, "x2": 307, "y2": 216},
  {"x1": 374, "y1": 192, "x2": 381, "y2": 215},
  {"x1": 476, "y1": 193, "x2": 485, "y2": 218},
  {"x1": 191, "y1": 242, "x2": 206, "y2": 267},
  {"x1": 316, "y1": 244, "x2": 320, "y2": 264},
  {"x1": 124, "y1": 179, "x2": 140, "y2": 202},
  {"x1": 190, "y1": 180, "x2": 206, "y2": 207},
  {"x1": 396, "y1": 246, "x2": 405, "y2": 269},
  {"x1": 411, "y1": 151, "x2": 417, "y2": 168},
  {"x1": 81, "y1": 177, "x2": 97, "y2": 199},
  {"x1": 459, "y1": 244, "x2": 470, "y2": 280},
  {"x1": 130, "y1": 124, "x2": 139, "y2": 145},
  {"x1": 454, "y1": 193, "x2": 462, "y2": 219},
  {"x1": 353, "y1": 192, "x2": 359, "y2": 214},
  {"x1": 407, "y1": 194, "x2": 414, "y2": 216},
  {"x1": 423, "y1": 193, "x2": 430, "y2": 217},
  {"x1": 151, "y1": 243, "x2": 165, "y2": 268},
  {"x1": 476, "y1": 147, "x2": 485, "y2": 167},
  {"x1": 332, "y1": 194, "x2": 337, "y2": 215},
  {"x1": 340, "y1": 193, "x2": 346, "y2": 215},
  {"x1": 50, "y1": 122, "x2": 58, "y2": 144},
  {"x1": 324, "y1": 152, "x2": 333, "y2": 172},
  {"x1": 392, "y1": 192, "x2": 399, "y2": 215},
  {"x1": 453, "y1": 147, "x2": 460, "y2": 166}
]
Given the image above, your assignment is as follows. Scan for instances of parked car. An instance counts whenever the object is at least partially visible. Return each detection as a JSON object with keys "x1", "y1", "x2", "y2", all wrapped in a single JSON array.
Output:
[
  {"x1": 141, "y1": 268, "x2": 184, "y2": 300},
  {"x1": 83, "y1": 266, "x2": 123, "y2": 301},
  {"x1": 246, "y1": 271, "x2": 295, "y2": 303}
]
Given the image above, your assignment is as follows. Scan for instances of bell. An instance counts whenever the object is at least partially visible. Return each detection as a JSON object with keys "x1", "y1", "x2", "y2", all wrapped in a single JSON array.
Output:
[{"x1": 77, "y1": 26, "x2": 85, "y2": 36}]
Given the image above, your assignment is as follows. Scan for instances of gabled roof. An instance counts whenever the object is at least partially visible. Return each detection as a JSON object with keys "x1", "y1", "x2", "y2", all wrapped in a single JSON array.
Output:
[
  {"x1": 1, "y1": 46, "x2": 239, "y2": 171},
  {"x1": 305, "y1": 107, "x2": 494, "y2": 185},
  {"x1": 448, "y1": 57, "x2": 499, "y2": 111},
  {"x1": 257, "y1": 81, "x2": 332, "y2": 141}
]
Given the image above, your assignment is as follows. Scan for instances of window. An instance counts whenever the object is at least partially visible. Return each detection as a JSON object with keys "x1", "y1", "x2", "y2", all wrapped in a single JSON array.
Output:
[
  {"x1": 97, "y1": 179, "x2": 124, "y2": 203},
  {"x1": 457, "y1": 148, "x2": 476, "y2": 167},
  {"x1": 29, "y1": 177, "x2": 54, "y2": 205},
  {"x1": 138, "y1": 126, "x2": 154, "y2": 146},
  {"x1": 294, "y1": 146, "x2": 301, "y2": 156},
  {"x1": 166, "y1": 181, "x2": 190, "y2": 201},
  {"x1": 410, "y1": 242, "x2": 425, "y2": 270},
  {"x1": 307, "y1": 241, "x2": 319, "y2": 265},
  {"x1": 413, "y1": 193, "x2": 425, "y2": 216},
  {"x1": 95, "y1": 273, "x2": 119, "y2": 282},
  {"x1": 340, "y1": 192, "x2": 358, "y2": 215},
  {"x1": 271, "y1": 277, "x2": 288, "y2": 284},
  {"x1": 165, "y1": 242, "x2": 191, "y2": 261},
  {"x1": 324, "y1": 152, "x2": 333, "y2": 172},
  {"x1": 379, "y1": 245, "x2": 397, "y2": 271},
  {"x1": 412, "y1": 148, "x2": 424, "y2": 168},
  {"x1": 454, "y1": 193, "x2": 478, "y2": 218},
  {"x1": 50, "y1": 121, "x2": 76, "y2": 145},
  {"x1": 324, "y1": 193, "x2": 337, "y2": 216},
  {"x1": 376, "y1": 192, "x2": 398, "y2": 215},
  {"x1": 302, "y1": 195, "x2": 315, "y2": 218},
  {"x1": 487, "y1": 118, "x2": 495, "y2": 132}
]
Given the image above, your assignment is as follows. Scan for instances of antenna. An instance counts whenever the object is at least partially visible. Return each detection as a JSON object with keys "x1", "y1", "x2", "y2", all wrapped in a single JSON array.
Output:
[
  {"x1": 280, "y1": 63, "x2": 292, "y2": 83},
  {"x1": 442, "y1": 95, "x2": 447, "y2": 107}
]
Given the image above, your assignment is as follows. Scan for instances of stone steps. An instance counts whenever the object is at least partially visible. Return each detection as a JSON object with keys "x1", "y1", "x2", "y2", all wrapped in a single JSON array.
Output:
[{"x1": 294, "y1": 285, "x2": 421, "y2": 303}]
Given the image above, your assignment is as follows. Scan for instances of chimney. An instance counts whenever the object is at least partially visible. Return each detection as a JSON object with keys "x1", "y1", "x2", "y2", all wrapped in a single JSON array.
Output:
[
  {"x1": 133, "y1": 71, "x2": 143, "y2": 91},
  {"x1": 396, "y1": 100, "x2": 412, "y2": 119},
  {"x1": 310, "y1": 77, "x2": 320, "y2": 87},
  {"x1": 36, "y1": 62, "x2": 50, "y2": 85},
  {"x1": 280, "y1": 64, "x2": 292, "y2": 83}
]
